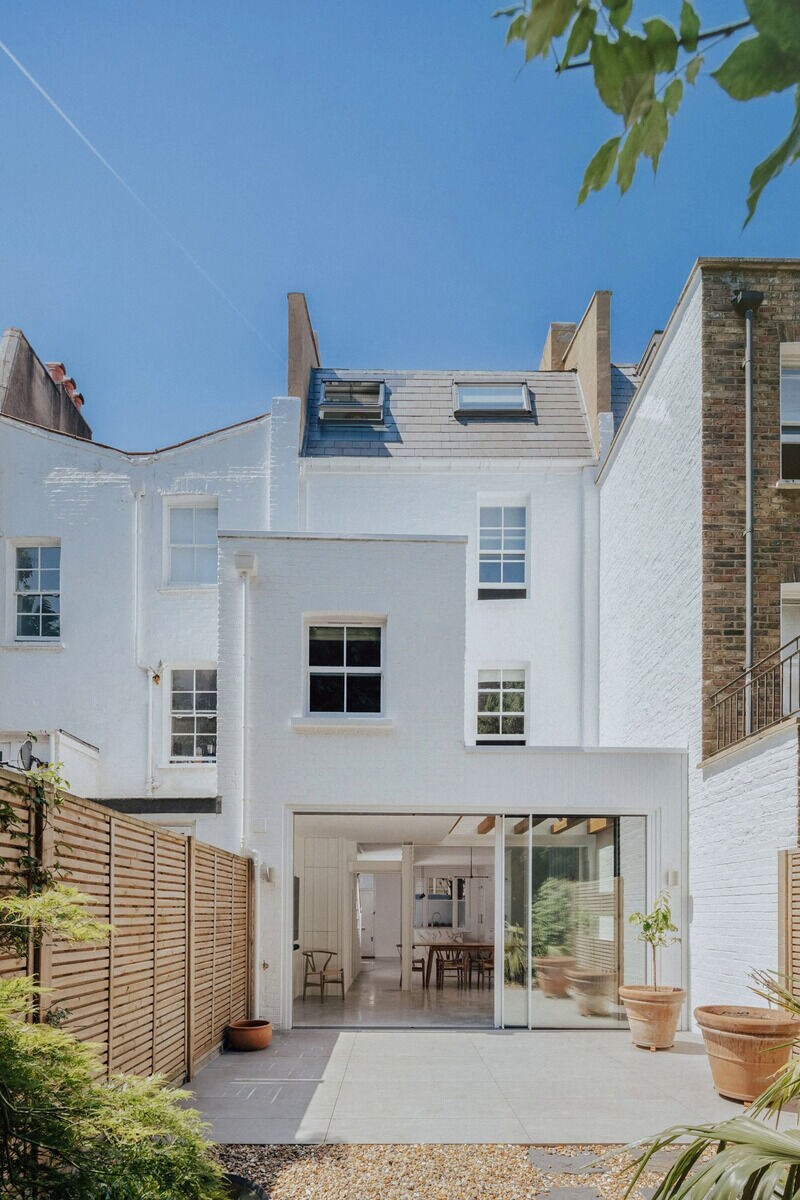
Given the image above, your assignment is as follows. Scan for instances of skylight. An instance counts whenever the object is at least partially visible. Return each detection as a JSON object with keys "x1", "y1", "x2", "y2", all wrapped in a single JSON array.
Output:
[{"x1": 454, "y1": 383, "x2": 531, "y2": 415}]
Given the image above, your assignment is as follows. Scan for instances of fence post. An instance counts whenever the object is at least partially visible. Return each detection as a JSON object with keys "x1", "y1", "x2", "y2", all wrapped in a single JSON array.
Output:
[
  {"x1": 186, "y1": 836, "x2": 195, "y2": 1081},
  {"x1": 107, "y1": 817, "x2": 116, "y2": 1077},
  {"x1": 247, "y1": 856, "x2": 256, "y2": 1019},
  {"x1": 779, "y1": 848, "x2": 791, "y2": 982}
]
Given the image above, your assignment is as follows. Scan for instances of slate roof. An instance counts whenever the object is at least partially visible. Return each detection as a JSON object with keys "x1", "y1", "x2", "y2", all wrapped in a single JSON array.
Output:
[
  {"x1": 303, "y1": 369, "x2": 595, "y2": 459},
  {"x1": 611, "y1": 364, "x2": 638, "y2": 433}
]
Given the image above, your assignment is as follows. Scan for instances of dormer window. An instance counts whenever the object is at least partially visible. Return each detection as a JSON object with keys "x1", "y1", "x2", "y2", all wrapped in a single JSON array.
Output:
[
  {"x1": 319, "y1": 380, "x2": 384, "y2": 423},
  {"x1": 454, "y1": 383, "x2": 531, "y2": 416}
]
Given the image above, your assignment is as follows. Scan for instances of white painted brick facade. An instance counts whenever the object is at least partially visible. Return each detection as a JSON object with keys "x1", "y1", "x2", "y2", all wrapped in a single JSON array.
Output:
[{"x1": 598, "y1": 275, "x2": 799, "y2": 1009}]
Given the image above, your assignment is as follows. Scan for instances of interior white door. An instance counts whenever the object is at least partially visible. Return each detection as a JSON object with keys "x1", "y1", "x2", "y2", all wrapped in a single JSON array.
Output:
[{"x1": 359, "y1": 876, "x2": 375, "y2": 958}]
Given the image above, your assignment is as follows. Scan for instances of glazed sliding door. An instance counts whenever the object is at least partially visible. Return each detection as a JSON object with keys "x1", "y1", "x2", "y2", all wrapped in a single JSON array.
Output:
[{"x1": 499, "y1": 815, "x2": 647, "y2": 1028}]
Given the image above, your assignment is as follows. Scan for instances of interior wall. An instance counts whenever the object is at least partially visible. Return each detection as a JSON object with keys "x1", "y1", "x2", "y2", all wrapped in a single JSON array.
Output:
[
  {"x1": 373, "y1": 872, "x2": 401, "y2": 957},
  {"x1": 293, "y1": 833, "x2": 357, "y2": 998}
]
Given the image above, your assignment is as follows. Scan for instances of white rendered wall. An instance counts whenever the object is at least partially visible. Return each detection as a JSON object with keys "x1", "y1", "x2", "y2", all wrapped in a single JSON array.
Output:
[
  {"x1": 0, "y1": 415, "x2": 269, "y2": 825},
  {"x1": 300, "y1": 461, "x2": 587, "y2": 746},
  {"x1": 218, "y1": 531, "x2": 686, "y2": 1026}
]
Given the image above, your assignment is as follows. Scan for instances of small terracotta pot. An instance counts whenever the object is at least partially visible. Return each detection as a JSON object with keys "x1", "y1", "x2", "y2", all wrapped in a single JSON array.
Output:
[
  {"x1": 619, "y1": 985, "x2": 685, "y2": 1050},
  {"x1": 226, "y1": 1019, "x2": 272, "y2": 1052},
  {"x1": 534, "y1": 956, "x2": 576, "y2": 998},
  {"x1": 694, "y1": 1005, "x2": 800, "y2": 1102},
  {"x1": 566, "y1": 969, "x2": 613, "y2": 1017}
]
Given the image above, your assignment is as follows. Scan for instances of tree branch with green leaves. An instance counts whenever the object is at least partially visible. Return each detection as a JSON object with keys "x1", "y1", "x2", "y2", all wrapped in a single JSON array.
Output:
[{"x1": 498, "y1": 0, "x2": 800, "y2": 223}]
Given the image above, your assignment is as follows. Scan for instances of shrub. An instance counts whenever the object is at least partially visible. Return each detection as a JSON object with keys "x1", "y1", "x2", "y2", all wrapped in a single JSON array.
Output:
[{"x1": 0, "y1": 978, "x2": 228, "y2": 1199}]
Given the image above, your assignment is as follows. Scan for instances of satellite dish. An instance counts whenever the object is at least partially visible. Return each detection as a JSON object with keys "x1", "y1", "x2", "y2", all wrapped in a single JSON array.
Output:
[{"x1": 19, "y1": 739, "x2": 34, "y2": 770}]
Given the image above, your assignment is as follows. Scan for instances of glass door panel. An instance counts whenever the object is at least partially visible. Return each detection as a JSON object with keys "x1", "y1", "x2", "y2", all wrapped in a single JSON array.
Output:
[
  {"x1": 503, "y1": 816, "x2": 530, "y2": 1027},
  {"x1": 498, "y1": 814, "x2": 648, "y2": 1028}
]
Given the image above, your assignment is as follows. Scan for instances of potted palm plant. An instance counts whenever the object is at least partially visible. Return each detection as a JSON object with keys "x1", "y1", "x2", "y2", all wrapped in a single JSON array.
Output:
[
  {"x1": 621, "y1": 972, "x2": 800, "y2": 1200},
  {"x1": 619, "y1": 893, "x2": 685, "y2": 1050}
]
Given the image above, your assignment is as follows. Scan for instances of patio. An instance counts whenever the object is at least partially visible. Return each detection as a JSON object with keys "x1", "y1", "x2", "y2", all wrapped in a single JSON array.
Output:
[{"x1": 183, "y1": 1027, "x2": 761, "y2": 1145}]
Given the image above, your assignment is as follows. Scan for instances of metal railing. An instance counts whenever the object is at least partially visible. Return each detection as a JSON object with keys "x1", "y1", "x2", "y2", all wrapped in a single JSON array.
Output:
[{"x1": 713, "y1": 635, "x2": 800, "y2": 752}]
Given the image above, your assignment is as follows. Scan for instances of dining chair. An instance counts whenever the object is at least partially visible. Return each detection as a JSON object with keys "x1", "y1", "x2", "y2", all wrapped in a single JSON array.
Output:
[
  {"x1": 396, "y1": 943, "x2": 426, "y2": 985},
  {"x1": 302, "y1": 950, "x2": 332, "y2": 1001},
  {"x1": 436, "y1": 946, "x2": 466, "y2": 989}
]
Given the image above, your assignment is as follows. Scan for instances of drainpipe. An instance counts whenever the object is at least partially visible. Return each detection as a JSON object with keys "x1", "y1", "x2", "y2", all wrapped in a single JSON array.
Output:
[
  {"x1": 233, "y1": 552, "x2": 257, "y2": 848},
  {"x1": 234, "y1": 550, "x2": 260, "y2": 1017},
  {"x1": 731, "y1": 289, "x2": 764, "y2": 734},
  {"x1": 132, "y1": 488, "x2": 157, "y2": 794}
]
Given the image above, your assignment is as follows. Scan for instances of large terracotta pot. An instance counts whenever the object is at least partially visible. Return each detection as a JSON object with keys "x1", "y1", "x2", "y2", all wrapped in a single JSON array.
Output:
[
  {"x1": 694, "y1": 1006, "x2": 800, "y2": 1102},
  {"x1": 226, "y1": 1019, "x2": 273, "y2": 1052},
  {"x1": 619, "y1": 985, "x2": 685, "y2": 1050},
  {"x1": 567, "y1": 968, "x2": 613, "y2": 1017},
  {"x1": 535, "y1": 956, "x2": 576, "y2": 999}
]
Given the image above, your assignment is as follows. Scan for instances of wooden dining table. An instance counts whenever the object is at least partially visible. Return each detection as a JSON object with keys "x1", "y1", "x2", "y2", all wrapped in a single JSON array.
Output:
[{"x1": 413, "y1": 940, "x2": 494, "y2": 988}]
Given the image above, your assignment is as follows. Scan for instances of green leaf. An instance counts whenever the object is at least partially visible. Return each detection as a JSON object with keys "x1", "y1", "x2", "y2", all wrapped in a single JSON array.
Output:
[
  {"x1": 713, "y1": 33, "x2": 800, "y2": 100},
  {"x1": 640, "y1": 100, "x2": 669, "y2": 170},
  {"x1": 685, "y1": 54, "x2": 703, "y2": 84},
  {"x1": 679, "y1": 1, "x2": 701, "y2": 52},
  {"x1": 607, "y1": 0, "x2": 633, "y2": 32},
  {"x1": 577, "y1": 135, "x2": 621, "y2": 204},
  {"x1": 617, "y1": 123, "x2": 644, "y2": 193},
  {"x1": 494, "y1": 5, "x2": 524, "y2": 16},
  {"x1": 748, "y1": 0, "x2": 800, "y2": 48},
  {"x1": 664, "y1": 78, "x2": 683, "y2": 116},
  {"x1": 643, "y1": 18, "x2": 679, "y2": 74},
  {"x1": 517, "y1": 0, "x2": 582, "y2": 60},
  {"x1": 745, "y1": 85, "x2": 800, "y2": 224},
  {"x1": 561, "y1": 5, "x2": 596, "y2": 66},
  {"x1": 506, "y1": 12, "x2": 528, "y2": 44},
  {"x1": 590, "y1": 32, "x2": 656, "y2": 124}
]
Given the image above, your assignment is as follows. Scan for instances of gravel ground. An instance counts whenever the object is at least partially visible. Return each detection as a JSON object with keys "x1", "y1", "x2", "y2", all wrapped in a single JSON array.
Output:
[{"x1": 217, "y1": 1143, "x2": 672, "y2": 1200}]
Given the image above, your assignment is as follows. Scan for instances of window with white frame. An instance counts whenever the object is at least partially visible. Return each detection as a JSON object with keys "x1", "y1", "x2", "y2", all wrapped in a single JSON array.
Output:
[
  {"x1": 168, "y1": 503, "x2": 218, "y2": 585},
  {"x1": 477, "y1": 669, "x2": 526, "y2": 742},
  {"x1": 478, "y1": 505, "x2": 527, "y2": 596},
  {"x1": 15, "y1": 545, "x2": 61, "y2": 640},
  {"x1": 170, "y1": 668, "x2": 217, "y2": 761},
  {"x1": 455, "y1": 383, "x2": 530, "y2": 415},
  {"x1": 781, "y1": 343, "x2": 800, "y2": 479},
  {"x1": 307, "y1": 624, "x2": 383, "y2": 714}
]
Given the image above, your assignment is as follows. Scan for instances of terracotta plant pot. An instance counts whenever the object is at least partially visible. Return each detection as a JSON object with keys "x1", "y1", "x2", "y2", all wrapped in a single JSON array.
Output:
[
  {"x1": 566, "y1": 968, "x2": 613, "y2": 1017},
  {"x1": 534, "y1": 956, "x2": 576, "y2": 998},
  {"x1": 226, "y1": 1019, "x2": 272, "y2": 1052},
  {"x1": 694, "y1": 1005, "x2": 800, "y2": 1102},
  {"x1": 619, "y1": 985, "x2": 686, "y2": 1050}
]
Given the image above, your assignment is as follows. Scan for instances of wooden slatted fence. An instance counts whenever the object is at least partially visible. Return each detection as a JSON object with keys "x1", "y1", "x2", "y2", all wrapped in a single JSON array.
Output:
[{"x1": 0, "y1": 768, "x2": 253, "y2": 1082}]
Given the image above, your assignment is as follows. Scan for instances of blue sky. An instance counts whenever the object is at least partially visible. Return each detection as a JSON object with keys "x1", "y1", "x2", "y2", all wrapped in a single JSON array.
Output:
[{"x1": 1, "y1": 2, "x2": 797, "y2": 448}]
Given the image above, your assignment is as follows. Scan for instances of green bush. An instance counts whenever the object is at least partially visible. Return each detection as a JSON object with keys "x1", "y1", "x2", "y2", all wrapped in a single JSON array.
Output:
[{"x1": 0, "y1": 977, "x2": 227, "y2": 1199}]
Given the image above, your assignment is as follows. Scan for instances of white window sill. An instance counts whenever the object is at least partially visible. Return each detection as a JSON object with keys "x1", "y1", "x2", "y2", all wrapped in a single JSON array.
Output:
[
  {"x1": 290, "y1": 715, "x2": 394, "y2": 732},
  {"x1": 3, "y1": 641, "x2": 65, "y2": 652},
  {"x1": 157, "y1": 584, "x2": 217, "y2": 594},
  {"x1": 776, "y1": 480, "x2": 800, "y2": 490},
  {"x1": 161, "y1": 761, "x2": 217, "y2": 769}
]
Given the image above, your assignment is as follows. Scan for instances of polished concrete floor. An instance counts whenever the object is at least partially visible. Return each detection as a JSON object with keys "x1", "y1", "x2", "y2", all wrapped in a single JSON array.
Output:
[
  {"x1": 294, "y1": 957, "x2": 495, "y2": 1028},
  {"x1": 294, "y1": 957, "x2": 626, "y2": 1030},
  {"x1": 183, "y1": 1026, "x2": 761, "y2": 1145}
]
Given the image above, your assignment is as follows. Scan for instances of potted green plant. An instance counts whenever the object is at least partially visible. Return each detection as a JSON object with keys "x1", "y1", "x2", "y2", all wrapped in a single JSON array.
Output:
[
  {"x1": 619, "y1": 892, "x2": 685, "y2": 1049},
  {"x1": 532, "y1": 878, "x2": 576, "y2": 998}
]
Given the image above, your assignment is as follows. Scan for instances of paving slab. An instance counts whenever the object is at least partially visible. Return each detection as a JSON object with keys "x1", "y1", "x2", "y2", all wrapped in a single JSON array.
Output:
[{"x1": 184, "y1": 1028, "x2": 756, "y2": 1145}]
